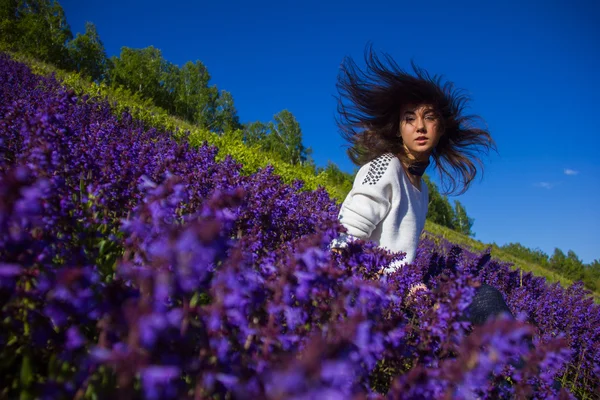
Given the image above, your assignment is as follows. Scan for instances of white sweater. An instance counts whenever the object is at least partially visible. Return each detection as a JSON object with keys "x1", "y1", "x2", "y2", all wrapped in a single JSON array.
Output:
[{"x1": 332, "y1": 153, "x2": 429, "y2": 273}]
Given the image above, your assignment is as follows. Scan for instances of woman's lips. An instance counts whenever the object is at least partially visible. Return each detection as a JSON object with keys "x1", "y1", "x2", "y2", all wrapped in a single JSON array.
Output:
[{"x1": 415, "y1": 137, "x2": 428, "y2": 144}]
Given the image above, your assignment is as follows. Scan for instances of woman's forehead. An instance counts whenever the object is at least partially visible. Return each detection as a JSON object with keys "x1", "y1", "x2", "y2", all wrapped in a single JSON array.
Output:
[{"x1": 401, "y1": 104, "x2": 436, "y2": 113}]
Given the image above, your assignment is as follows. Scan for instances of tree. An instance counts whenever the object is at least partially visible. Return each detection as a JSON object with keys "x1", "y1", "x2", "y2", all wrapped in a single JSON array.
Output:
[
  {"x1": 242, "y1": 121, "x2": 269, "y2": 147},
  {"x1": 67, "y1": 21, "x2": 108, "y2": 81},
  {"x1": 452, "y1": 200, "x2": 474, "y2": 236},
  {"x1": 423, "y1": 175, "x2": 455, "y2": 230},
  {"x1": 108, "y1": 50, "x2": 240, "y2": 133},
  {"x1": 0, "y1": 0, "x2": 21, "y2": 49},
  {"x1": 1, "y1": 0, "x2": 72, "y2": 67},
  {"x1": 173, "y1": 60, "x2": 214, "y2": 123},
  {"x1": 565, "y1": 250, "x2": 584, "y2": 281},
  {"x1": 212, "y1": 90, "x2": 241, "y2": 133},
  {"x1": 265, "y1": 110, "x2": 312, "y2": 165},
  {"x1": 241, "y1": 111, "x2": 313, "y2": 165},
  {"x1": 584, "y1": 259, "x2": 600, "y2": 292},
  {"x1": 109, "y1": 46, "x2": 167, "y2": 102},
  {"x1": 500, "y1": 242, "x2": 550, "y2": 267},
  {"x1": 589, "y1": 259, "x2": 600, "y2": 276},
  {"x1": 320, "y1": 162, "x2": 348, "y2": 185},
  {"x1": 320, "y1": 161, "x2": 353, "y2": 193},
  {"x1": 170, "y1": 59, "x2": 232, "y2": 130},
  {"x1": 159, "y1": 60, "x2": 181, "y2": 114},
  {"x1": 549, "y1": 248, "x2": 567, "y2": 274}
]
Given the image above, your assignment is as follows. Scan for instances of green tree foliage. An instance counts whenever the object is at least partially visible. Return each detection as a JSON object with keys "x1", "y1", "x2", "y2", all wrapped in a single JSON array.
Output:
[
  {"x1": 565, "y1": 250, "x2": 584, "y2": 281},
  {"x1": 500, "y1": 242, "x2": 550, "y2": 268},
  {"x1": 549, "y1": 248, "x2": 584, "y2": 281},
  {"x1": 243, "y1": 110, "x2": 312, "y2": 166},
  {"x1": 267, "y1": 110, "x2": 312, "y2": 165},
  {"x1": 452, "y1": 200, "x2": 474, "y2": 236},
  {"x1": 585, "y1": 260, "x2": 600, "y2": 292},
  {"x1": 173, "y1": 60, "x2": 213, "y2": 123},
  {"x1": 501, "y1": 243, "x2": 599, "y2": 292},
  {"x1": 173, "y1": 60, "x2": 222, "y2": 128},
  {"x1": 0, "y1": 0, "x2": 20, "y2": 47},
  {"x1": 589, "y1": 259, "x2": 600, "y2": 276},
  {"x1": 108, "y1": 46, "x2": 170, "y2": 104},
  {"x1": 108, "y1": 50, "x2": 241, "y2": 133},
  {"x1": 67, "y1": 21, "x2": 108, "y2": 81},
  {"x1": 212, "y1": 90, "x2": 241, "y2": 133},
  {"x1": 317, "y1": 161, "x2": 354, "y2": 195},
  {"x1": 423, "y1": 175, "x2": 456, "y2": 231},
  {"x1": 318, "y1": 161, "x2": 352, "y2": 186},
  {"x1": 549, "y1": 248, "x2": 567, "y2": 273},
  {"x1": 0, "y1": 0, "x2": 72, "y2": 68},
  {"x1": 242, "y1": 121, "x2": 270, "y2": 147},
  {"x1": 0, "y1": 0, "x2": 241, "y2": 134}
]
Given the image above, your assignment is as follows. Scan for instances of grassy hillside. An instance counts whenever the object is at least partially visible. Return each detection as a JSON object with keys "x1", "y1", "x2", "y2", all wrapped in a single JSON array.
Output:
[
  {"x1": 424, "y1": 221, "x2": 600, "y2": 303},
  {"x1": 6, "y1": 50, "x2": 598, "y2": 304}
]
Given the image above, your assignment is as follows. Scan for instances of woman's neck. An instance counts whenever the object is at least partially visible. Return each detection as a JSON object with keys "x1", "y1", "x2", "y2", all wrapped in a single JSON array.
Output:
[
  {"x1": 402, "y1": 163, "x2": 423, "y2": 191},
  {"x1": 397, "y1": 152, "x2": 430, "y2": 192},
  {"x1": 401, "y1": 144, "x2": 430, "y2": 164},
  {"x1": 406, "y1": 160, "x2": 430, "y2": 176},
  {"x1": 397, "y1": 151, "x2": 430, "y2": 176}
]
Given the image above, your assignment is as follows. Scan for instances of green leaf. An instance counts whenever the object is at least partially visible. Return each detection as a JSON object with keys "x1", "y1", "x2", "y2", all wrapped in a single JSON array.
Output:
[
  {"x1": 190, "y1": 292, "x2": 201, "y2": 308},
  {"x1": 20, "y1": 354, "x2": 33, "y2": 387}
]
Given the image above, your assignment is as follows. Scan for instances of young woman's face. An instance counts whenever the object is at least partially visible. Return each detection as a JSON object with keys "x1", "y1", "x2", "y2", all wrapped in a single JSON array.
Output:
[{"x1": 399, "y1": 104, "x2": 443, "y2": 160}]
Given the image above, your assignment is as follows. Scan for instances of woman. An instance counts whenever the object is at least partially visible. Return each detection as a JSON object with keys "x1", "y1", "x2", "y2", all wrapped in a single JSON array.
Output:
[{"x1": 331, "y1": 45, "x2": 513, "y2": 325}]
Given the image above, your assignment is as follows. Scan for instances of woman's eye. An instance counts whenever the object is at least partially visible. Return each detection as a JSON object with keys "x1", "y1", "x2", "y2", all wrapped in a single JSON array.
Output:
[
  {"x1": 404, "y1": 116, "x2": 415, "y2": 122},
  {"x1": 425, "y1": 115, "x2": 436, "y2": 120}
]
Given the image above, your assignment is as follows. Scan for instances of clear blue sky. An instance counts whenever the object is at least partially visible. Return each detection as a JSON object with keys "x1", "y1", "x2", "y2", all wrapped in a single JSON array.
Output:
[{"x1": 60, "y1": 0, "x2": 599, "y2": 264}]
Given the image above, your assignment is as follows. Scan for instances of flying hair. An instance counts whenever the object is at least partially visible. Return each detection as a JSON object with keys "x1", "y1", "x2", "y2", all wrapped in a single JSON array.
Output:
[{"x1": 335, "y1": 44, "x2": 496, "y2": 195}]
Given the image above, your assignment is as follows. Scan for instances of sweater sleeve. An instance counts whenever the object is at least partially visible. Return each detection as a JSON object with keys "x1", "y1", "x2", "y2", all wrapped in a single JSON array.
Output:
[{"x1": 337, "y1": 154, "x2": 395, "y2": 240}]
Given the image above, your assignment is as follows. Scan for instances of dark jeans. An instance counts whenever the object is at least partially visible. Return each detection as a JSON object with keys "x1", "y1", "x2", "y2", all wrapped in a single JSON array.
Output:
[
  {"x1": 461, "y1": 283, "x2": 514, "y2": 326},
  {"x1": 461, "y1": 285, "x2": 562, "y2": 393}
]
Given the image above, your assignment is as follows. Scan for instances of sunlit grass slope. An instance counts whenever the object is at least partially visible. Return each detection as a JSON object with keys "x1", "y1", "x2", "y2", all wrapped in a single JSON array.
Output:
[{"x1": 424, "y1": 221, "x2": 600, "y2": 303}]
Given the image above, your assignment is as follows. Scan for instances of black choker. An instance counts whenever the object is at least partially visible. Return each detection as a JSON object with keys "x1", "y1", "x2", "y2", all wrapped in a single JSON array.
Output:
[{"x1": 407, "y1": 160, "x2": 430, "y2": 176}]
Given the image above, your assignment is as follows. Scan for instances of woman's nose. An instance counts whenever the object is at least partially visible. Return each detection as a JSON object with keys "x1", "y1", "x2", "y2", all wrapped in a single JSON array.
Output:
[{"x1": 416, "y1": 117, "x2": 426, "y2": 132}]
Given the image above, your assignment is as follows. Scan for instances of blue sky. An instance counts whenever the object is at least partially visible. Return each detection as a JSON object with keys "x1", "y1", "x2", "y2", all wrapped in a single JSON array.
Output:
[{"x1": 60, "y1": 0, "x2": 599, "y2": 263}]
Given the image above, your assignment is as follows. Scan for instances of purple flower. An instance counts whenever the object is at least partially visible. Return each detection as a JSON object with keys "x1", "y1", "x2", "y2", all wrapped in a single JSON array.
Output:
[
  {"x1": 0, "y1": 53, "x2": 592, "y2": 400},
  {"x1": 65, "y1": 326, "x2": 85, "y2": 350},
  {"x1": 320, "y1": 360, "x2": 357, "y2": 387},
  {"x1": 141, "y1": 365, "x2": 180, "y2": 400},
  {"x1": 0, "y1": 263, "x2": 22, "y2": 289}
]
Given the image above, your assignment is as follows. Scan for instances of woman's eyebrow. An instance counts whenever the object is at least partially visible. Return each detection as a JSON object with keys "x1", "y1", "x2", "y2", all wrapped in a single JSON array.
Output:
[{"x1": 403, "y1": 109, "x2": 436, "y2": 116}]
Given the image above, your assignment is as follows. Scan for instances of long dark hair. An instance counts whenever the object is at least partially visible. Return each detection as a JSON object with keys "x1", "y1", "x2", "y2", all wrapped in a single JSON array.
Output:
[{"x1": 335, "y1": 44, "x2": 496, "y2": 195}]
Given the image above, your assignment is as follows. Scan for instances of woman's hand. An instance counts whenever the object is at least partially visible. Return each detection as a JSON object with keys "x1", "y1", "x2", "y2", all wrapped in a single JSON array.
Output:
[
  {"x1": 408, "y1": 282, "x2": 427, "y2": 296},
  {"x1": 405, "y1": 282, "x2": 428, "y2": 306}
]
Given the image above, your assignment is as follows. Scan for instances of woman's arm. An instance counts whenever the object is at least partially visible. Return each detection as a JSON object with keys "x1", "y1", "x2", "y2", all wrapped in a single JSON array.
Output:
[{"x1": 336, "y1": 157, "x2": 395, "y2": 243}]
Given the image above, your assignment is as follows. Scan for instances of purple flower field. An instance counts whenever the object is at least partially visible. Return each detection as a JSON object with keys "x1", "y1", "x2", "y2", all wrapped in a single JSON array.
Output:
[{"x1": 0, "y1": 53, "x2": 598, "y2": 399}]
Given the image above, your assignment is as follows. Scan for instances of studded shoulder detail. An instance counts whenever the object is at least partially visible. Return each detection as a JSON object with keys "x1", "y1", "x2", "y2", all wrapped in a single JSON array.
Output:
[{"x1": 362, "y1": 153, "x2": 395, "y2": 185}]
